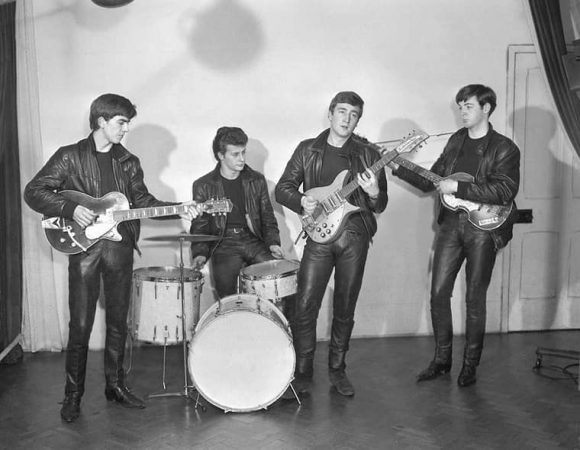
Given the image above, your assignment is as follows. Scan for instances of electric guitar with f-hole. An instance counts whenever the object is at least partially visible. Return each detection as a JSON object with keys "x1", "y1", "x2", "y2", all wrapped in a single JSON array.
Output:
[
  {"x1": 300, "y1": 131, "x2": 429, "y2": 243},
  {"x1": 42, "y1": 190, "x2": 233, "y2": 254}
]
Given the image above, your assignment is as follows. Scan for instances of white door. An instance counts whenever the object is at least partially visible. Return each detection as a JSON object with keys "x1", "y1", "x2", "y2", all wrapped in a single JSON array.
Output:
[{"x1": 504, "y1": 45, "x2": 580, "y2": 331}]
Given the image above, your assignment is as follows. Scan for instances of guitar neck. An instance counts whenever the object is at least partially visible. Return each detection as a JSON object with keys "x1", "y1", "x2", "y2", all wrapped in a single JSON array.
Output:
[
  {"x1": 392, "y1": 154, "x2": 442, "y2": 184},
  {"x1": 113, "y1": 204, "x2": 188, "y2": 222},
  {"x1": 338, "y1": 149, "x2": 398, "y2": 199}
]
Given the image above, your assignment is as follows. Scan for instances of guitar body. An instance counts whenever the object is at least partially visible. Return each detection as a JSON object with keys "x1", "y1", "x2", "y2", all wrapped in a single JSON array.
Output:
[
  {"x1": 300, "y1": 171, "x2": 360, "y2": 244},
  {"x1": 42, "y1": 191, "x2": 233, "y2": 254},
  {"x1": 43, "y1": 191, "x2": 129, "y2": 254},
  {"x1": 439, "y1": 173, "x2": 513, "y2": 231},
  {"x1": 296, "y1": 131, "x2": 429, "y2": 244}
]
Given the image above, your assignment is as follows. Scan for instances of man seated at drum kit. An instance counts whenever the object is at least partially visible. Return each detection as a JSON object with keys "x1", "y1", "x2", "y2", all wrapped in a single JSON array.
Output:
[{"x1": 189, "y1": 126, "x2": 285, "y2": 299}]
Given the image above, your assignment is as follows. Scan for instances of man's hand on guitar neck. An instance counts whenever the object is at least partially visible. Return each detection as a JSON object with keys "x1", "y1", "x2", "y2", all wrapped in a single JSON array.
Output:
[
  {"x1": 436, "y1": 179, "x2": 459, "y2": 195},
  {"x1": 73, "y1": 205, "x2": 97, "y2": 229},
  {"x1": 357, "y1": 168, "x2": 379, "y2": 199},
  {"x1": 180, "y1": 200, "x2": 203, "y2": 221}
]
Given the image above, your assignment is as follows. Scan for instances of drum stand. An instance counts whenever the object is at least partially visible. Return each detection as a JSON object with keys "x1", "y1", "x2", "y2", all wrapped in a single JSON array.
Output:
[{"x1": 148, "y1": 236, "x2": 205, "y2": 410}]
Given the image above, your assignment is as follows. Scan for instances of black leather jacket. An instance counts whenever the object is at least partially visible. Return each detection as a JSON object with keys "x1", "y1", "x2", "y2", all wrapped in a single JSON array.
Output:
[
  {"x1": 189, "y1": 163, "x2": 281, "y2": 259},
  {"x1": 275, "y1": 129, "x2": 388, "y2": 239},
  {"x1": 394, "y1": 125, "x2": 520, "y2": 249},
  {"x1": 24, "y1": 134, "x2": 175, "y2": 250}
]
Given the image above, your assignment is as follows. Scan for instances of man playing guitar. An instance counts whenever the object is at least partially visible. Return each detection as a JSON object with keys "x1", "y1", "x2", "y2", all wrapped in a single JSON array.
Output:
[
  {"x1": 24, "y1": 94, "x2": 201, "y2": 423},
  {"x1": 276, "y1": 91, "x2": 388, "y2": 397},
  {"x1": 389, "y1": 84, "x2": 520, "y2": 387}
]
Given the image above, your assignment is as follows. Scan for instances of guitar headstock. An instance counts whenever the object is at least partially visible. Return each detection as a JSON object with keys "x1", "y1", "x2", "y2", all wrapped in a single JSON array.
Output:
[
  {"x1": 203, "y1": 198, "x2": 233, "y2": 215},
  {"x1": 395, "y1": 130, "x2": 429, "y2": 155}
]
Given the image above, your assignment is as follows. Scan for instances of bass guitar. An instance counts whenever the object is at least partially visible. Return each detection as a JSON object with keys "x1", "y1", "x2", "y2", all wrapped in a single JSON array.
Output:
[
  {"x1": 390, "y1": 154, "x2": 512, "y2": 231},
  {"x1": 300, "y1": 131, "x2": 429, "y2": 243},
  {"x1": 42, "y1": 190, "x2": 232, "y2": 254}
]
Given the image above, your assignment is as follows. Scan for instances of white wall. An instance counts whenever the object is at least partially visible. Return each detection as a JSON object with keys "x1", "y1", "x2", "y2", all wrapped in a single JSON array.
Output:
[{"x1": 29, "y1": 0, "x2": 533, "y2": 348}]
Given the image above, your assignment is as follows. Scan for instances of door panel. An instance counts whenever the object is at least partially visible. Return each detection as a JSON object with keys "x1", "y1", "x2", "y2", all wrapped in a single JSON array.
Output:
[{"x1": 506, "y1": 45, "x2": 580, "y2": 331}]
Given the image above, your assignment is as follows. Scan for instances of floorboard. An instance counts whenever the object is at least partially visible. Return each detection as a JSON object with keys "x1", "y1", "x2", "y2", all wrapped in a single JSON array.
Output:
[{"x1": 1, "y1": 330, "x2": 579, "y2": 449}]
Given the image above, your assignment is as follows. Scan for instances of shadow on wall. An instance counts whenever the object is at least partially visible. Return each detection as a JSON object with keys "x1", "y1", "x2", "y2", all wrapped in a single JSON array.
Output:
[
  {"x1": 125, "y1": 123, "x2": 183, "y2": 235},
  {"x1": 509, "y1": 106, "x2": 561, "y2": 329},
  {"x1": 185, "y1": 0, "x2": 264, "y2": 71},
  {"x1": 373, "y1": 118, "x2": 440, "y2": 335},
  {"x1": 247, "y1": 138, "x2": 299, "y2": 261}
]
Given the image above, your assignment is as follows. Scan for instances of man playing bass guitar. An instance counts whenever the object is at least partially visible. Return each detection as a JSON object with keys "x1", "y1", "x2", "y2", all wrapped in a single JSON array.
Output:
[
  {"x1": 276, "y1": 91, "x2": 388, "y2": 397},
  {"x1": 389, "y1": 84, "x2": 520, "y2": 387}
]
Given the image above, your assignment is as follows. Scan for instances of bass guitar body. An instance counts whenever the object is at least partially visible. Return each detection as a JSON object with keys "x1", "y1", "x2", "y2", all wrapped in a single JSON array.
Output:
[{"x1": 439, "y1": 172, "x2": 513, "y2": 231}]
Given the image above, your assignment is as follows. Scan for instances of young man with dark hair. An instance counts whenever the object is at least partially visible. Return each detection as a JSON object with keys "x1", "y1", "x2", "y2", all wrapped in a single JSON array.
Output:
[
  {"x1": 24, "y1": 93, "x2": 201, "y2": 423},
  {"x1": 190, "y1": 126, "x2": 283, "y2": 299},
  {"x1": 275, "y1": 91, "x2": 389, "y2": 396},
  {"x1": 389, "y1": 84, "x2": 520, "y2": 387}
]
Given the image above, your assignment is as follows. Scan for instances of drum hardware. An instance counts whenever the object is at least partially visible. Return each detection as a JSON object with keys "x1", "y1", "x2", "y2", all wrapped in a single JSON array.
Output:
[
  {"x1": 138, "y1": 233, "x2": 220, "y2": 408},
  {"x1": 237, "y1": 259, "x2": 302, "y2": 405}
]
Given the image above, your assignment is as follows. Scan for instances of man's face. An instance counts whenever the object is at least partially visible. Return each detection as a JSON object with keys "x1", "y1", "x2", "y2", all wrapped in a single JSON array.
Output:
[
  {"x1": 328, "y1": 103, "x2": 361, "y2": 139},
  {"x1": 99, "y1": 115, "x2": 130, "y2": 144},
  {"x1": 458, "y1": 96, "x2": 489, "y2": 130},
  {"x1": 219, "y1": 144, "x2": 246, "y2": 174}
]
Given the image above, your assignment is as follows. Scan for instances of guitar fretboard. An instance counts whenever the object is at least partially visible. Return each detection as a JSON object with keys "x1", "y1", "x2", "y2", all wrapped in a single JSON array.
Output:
[
  {"x1": 392, "y1": 155, "x2": 442, "y2": 184},
  {"x1": 113, "y1": 204, "x2": 189, "y2": 221}
]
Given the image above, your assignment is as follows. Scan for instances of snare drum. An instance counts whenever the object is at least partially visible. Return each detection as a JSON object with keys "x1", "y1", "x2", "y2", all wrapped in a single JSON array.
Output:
[
  {"x1": 239, "y1": 259, "x2": 299, "y2": 306},
  {"x1": 130, "y1": 266, "x2": 203, "y2": 344},
  {"x1": 188, "y1": 294, "x2": 295, "y2": 412}
]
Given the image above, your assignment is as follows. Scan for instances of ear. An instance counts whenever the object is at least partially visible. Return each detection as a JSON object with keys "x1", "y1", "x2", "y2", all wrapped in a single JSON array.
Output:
[
  {"x1": 483, "y1": 103, "x2": 491, "y2": 114},
  {"x1": 218, "y1": 152, "x2": 225, "y2": 160},
  {"x1": 97, "y1": 116, "x2": 107, "y2": 128}
]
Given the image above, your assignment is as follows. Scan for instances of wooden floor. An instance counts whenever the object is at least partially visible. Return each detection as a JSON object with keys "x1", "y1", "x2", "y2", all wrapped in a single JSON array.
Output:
[{"x1": 1, "y1": 330, "x2": 579, "y2": 450}]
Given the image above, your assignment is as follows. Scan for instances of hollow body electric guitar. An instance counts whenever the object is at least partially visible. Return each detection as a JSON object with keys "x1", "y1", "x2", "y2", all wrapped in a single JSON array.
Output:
[
  {"x1": 300, "y1": 131, "x2": 429, "y2": 243},
  {"x1": 42, "y1": 190, "x2": 233, "y2": 254},
  {"x1": 390, "y1": 154, "x2": 512, "y2": 231}
]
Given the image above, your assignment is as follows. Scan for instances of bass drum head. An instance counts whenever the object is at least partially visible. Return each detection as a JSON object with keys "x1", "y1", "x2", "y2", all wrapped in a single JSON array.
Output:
[{"x1": 189, "y1": 295, "x2": 295, "y2": 412}]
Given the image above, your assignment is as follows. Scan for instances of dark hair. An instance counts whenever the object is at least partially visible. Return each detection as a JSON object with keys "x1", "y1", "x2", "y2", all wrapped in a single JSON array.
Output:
[
  {"x1": 455, "y1": 84, "x2": 497, "y2": 116},
  {"x1": 89, "y1": 93, "x2": 137, "y2": 131},
  {"x1": 212, "y1": 126, "x2": 248, "y2": 160},
  {"x1": 328, "y1": 91, "x2": 364, "y2": 118}
]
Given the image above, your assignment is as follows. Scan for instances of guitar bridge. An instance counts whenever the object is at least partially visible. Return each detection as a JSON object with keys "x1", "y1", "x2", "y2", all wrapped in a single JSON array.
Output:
[{"x1": 64, "y1": 225, "x2": 88, "y2": 252}]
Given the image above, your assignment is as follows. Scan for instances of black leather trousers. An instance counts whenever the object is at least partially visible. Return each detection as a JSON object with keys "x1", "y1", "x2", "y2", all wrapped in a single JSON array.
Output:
[
  {"x1": 65, "y1": 241, "x2": 133, "y2": 396},
  {"x1": 430, "y1": 212, "x2": 497, "y2": 366},
  {"x1": 292, "y1": 229, "x2": 369, "y2": 376},
  {"x1": 211, "y1": 228, "x2": 274, "y2": 299}
]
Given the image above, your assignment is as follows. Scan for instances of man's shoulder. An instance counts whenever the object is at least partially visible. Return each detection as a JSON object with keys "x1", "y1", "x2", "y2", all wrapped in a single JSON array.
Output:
[
  {"x1": 194, "y1": 168, "x2": 220, "y2": 185},
  {"x1": 488, "y1": 129, "x2": 519, "y2": 153}
]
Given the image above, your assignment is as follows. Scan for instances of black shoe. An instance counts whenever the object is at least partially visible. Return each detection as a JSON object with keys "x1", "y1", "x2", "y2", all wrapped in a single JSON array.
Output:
[
  {"x1": 105, "y1": 385, "x2": 146, "y2": 409},
  {"x1": 60, "y1": 393, "x2": 81, "y2": 423},
  {"x1": 329, "y1": 371, "x2": 355, "y2": 397},
  {"x1": 457, "y1": 364, "x2": 477, "y2": 387},
  {"x1": 416, "y1": 361, "x2": 452, "y2": 382}
]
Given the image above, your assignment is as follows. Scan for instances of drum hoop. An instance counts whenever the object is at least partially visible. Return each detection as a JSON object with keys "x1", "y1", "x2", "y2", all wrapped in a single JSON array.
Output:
[
  {"x1": 133, "y1": 266, "x2": 202, "y2": 283},
  {"x1": 240, "y1": 259, "x2": 300, "y2": 281},
  {"x1": 195, "y1": 301, "x2": 290, "y2": 335}
]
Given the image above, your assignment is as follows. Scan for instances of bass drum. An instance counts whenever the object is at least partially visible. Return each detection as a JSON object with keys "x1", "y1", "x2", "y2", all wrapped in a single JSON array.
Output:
[{"x1": 188, "y1": 294, "x2": 295, "y2": 412}]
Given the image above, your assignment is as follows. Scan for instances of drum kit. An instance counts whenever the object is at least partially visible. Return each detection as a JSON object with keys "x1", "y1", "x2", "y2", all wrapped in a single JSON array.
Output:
[{"x1": 129, "y1": 233, "x2": 300, "y2": 413}]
